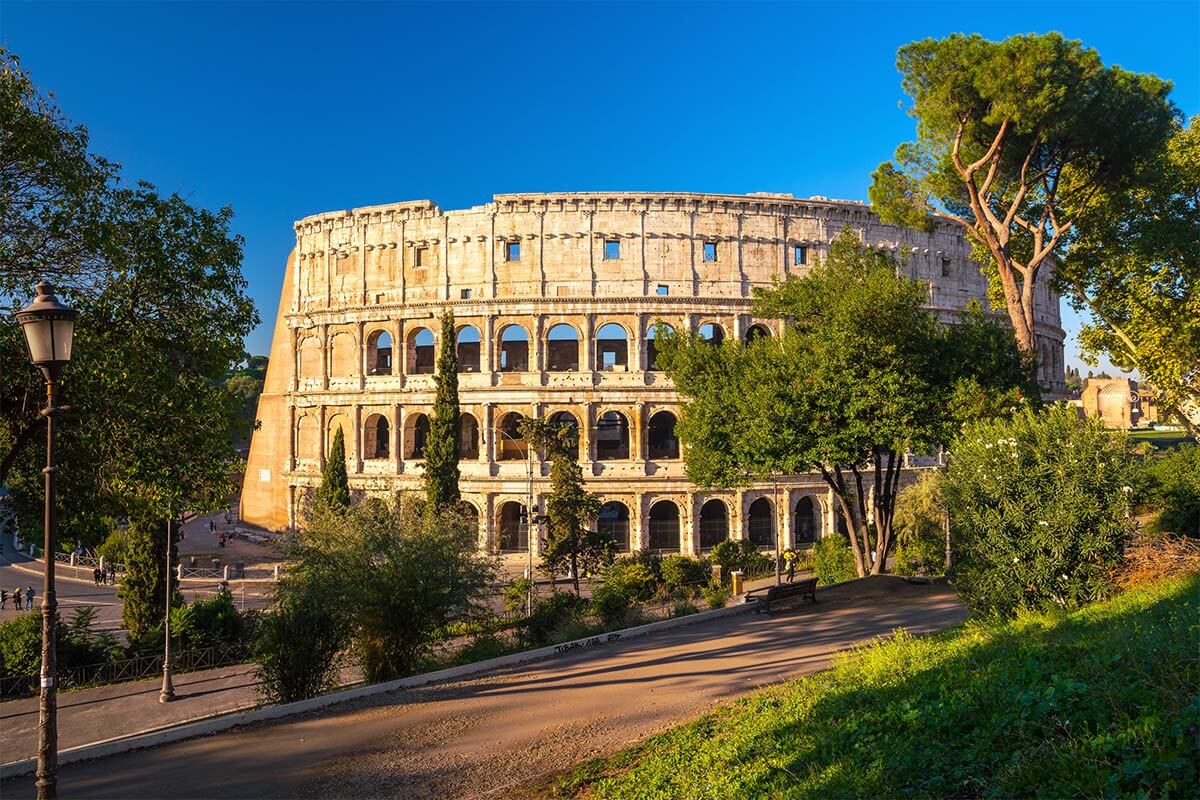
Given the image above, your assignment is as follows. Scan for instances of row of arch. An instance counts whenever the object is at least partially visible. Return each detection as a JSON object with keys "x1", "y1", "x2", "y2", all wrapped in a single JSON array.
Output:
[
  {"x1": 340, "y1": 409, "x2": 680, "y2": 462},
  {"x1": 302, "y1": 319, "x2": 773, "y2": 379},
  {"x1": 490, "y1": 496, "x2": 828, "y2": 553}
]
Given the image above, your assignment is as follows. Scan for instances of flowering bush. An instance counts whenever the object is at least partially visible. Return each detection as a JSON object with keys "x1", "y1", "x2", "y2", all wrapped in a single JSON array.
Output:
[{"x1": 943, "y1": 405, "x2": 1135, "y2": 617}]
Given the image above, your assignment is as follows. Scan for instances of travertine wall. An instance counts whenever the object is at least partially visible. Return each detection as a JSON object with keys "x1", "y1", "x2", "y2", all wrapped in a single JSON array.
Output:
[{"x1": 242, "y1": 192, "x2": 1066, "y2": 555}]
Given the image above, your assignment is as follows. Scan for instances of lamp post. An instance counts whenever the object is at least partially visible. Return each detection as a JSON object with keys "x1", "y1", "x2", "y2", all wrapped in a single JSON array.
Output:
[
  {"x1": 159, "y1": 504, "x2": 176, "y2": 703},
  {"x1": 16, "y1": 281, "x2": 78, "y2": 800}
]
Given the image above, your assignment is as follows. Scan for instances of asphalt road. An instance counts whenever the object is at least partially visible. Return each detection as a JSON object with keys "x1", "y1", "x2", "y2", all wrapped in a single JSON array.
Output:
[{"x1": 0, "y1": 576, "x2": 968, "y2": 800}]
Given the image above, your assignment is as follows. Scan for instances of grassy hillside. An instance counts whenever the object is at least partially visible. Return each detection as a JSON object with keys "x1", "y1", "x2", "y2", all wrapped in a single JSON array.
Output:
[{"x1": 550, "y1": 574, "x2": 1199, "y2": 799}]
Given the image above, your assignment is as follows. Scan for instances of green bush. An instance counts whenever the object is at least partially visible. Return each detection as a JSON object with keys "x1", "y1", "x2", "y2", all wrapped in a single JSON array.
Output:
[
  {"x1": 660, "y1": 555, "x2": 709, "y2": 592},
  {"x1": 1143, "y1": 444, "x2": 1200, "y2": 536},
  {"x1": 172, "y1": 591, "x2": 246, "y2": 649},
  {"x1": 559, "y1": 574, "x2": 1199, "y2": 799},
  {"x1": 892, "y1": 472, "x2": 946, "y2": 576},
  {"x1": 711, "y1": 539, "x2": 771, "y2": 580},
  {"x1": 253, "y1": 592, "x2": 346, "y2": 705},
  {"x1": 943, "y1": 405, "x2": 1135, "y2": 617},
  {"x1": 811, "y1": 536, "x2": 857, "y2": 585},
  {"x1": 0, "y1": 612, "x2": 43, "y2": 677},
  {"x1": 700, "y1": 581, "x2": 730, "y2": 609},
  {"x1": 524, "y1": 591, "x2": 586, "y2": 646},
  {"x1": 670, "y1": 601, "x2": 699, "y2": 618},
  {"x1": 454, "y1": 634, "x2": 514, "y2": 665},
  {"x1": 502, "y1": 577, "x2": 533, "y2": 614}
]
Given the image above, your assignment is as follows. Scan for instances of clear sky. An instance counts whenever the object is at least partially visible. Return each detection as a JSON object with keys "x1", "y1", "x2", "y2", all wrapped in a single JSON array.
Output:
[{"x1": 4, "y1": 1, "x2": 1198, "y2": 369}]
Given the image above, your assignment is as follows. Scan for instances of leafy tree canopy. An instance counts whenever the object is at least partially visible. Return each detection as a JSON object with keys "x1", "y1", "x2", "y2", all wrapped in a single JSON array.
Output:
[
  {"x1": 0, "y1": 50, "x2": 258, "y2": 544},
  {"x1": 870, "y1": 33, "x2": 1179, "y2": 355},
  {"x1": 656, "y1": 230, "x2": 1031, "y2": 577}
]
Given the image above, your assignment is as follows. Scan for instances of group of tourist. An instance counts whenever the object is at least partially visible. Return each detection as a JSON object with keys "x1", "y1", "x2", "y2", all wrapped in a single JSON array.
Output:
[
  {"x1": 92, "y1": 566, "x2": 117, "y2": 586},
  {"x1": 0, "y1": 586, "x2": 37, "y2": 611}
]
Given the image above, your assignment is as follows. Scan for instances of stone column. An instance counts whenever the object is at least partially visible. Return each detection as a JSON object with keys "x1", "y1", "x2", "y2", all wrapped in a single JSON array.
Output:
[{"x1": 394, "y1": 404, "x2": 404, "y2": 474}]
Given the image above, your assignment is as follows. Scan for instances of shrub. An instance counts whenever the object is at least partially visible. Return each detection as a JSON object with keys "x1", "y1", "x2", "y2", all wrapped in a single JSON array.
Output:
[
  {"x1": 670, "y1": 601, "x2": 699, "y2": 618},
  {"x1": 171, "y1": 591, "x2": 246, "y2": 649},
  {"x1": 0, "y1": 608, "x2": 117, "y2": 684},
  {"x1": 660, "y1": 555, "x2": 708, "y2": 593},
  {"x1": 811, "y1": 536, "x2": 857, "y2": 585},
  {"x1": 1143, "y1": 444, "x2": 1200, "y2": 536},
  {"x1": 502, "y1": 577, "x2": 533, "y2": 614},
  {"x1": 942, "y1": 405, "x2": 1135, "y2": 617},
  {"x1": 711, "y1": 539, "x2": 770, "y2": 580},
  {"x1": 524, "y1": 591, "x2": 586, "y2": 646},
  {"x1": 892, "y1": 472, "x2": 946, "y2": 576},
  {"x1": 0, "y1": 612, "x2": 43, "y2": 677},
  {"x1": 700, "y1": 581, "x2": 729, "y2": 609},
  {"x1": 253, "y1": 592, "x2": 346, "y2": 704},
  {"x1": 455, "y1": 634, "x2": 513, "y2": 665}
]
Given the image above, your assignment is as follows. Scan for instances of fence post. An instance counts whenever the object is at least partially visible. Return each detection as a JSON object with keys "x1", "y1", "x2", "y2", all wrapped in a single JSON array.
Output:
[
  {"x1": 99, "y1": 555, "x2": 106, "y2": 574},
  {"x1": 273, "y1": 564, "x2": 280, "y2": 581},
  {"x1": 28, "y1": 542, "x2": 35, "y2": 557},
  {"x1": 70, "y1": 552, "x2": 77, "y2": 566},
  {"x1": 223, "y1": 565, "x2": 230, "y2": 581},
  {"x1": 177, "y1": 563, "x2": 183, "y2": 580}
]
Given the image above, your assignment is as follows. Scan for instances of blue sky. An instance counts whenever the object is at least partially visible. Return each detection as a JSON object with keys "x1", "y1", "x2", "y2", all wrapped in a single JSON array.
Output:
[{"x1": 4, "y1": 1, "x2": 1197, "y2": 370}]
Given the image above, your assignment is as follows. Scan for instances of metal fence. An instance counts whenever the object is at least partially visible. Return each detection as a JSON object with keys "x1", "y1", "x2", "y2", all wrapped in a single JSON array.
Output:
[{"x1": 0, "y1": 642, "x2": 251, "y2": 700}]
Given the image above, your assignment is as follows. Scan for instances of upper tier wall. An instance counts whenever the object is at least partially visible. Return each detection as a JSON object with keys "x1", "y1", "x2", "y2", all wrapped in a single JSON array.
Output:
[{"x1": 287, "y1": 192, "x2": 1063, "y2": 334}]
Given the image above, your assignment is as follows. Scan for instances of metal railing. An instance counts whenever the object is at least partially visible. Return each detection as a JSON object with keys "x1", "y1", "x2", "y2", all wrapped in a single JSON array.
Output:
[{"x1": 0, "y1": 642, "x2": 251, "y2": 700}]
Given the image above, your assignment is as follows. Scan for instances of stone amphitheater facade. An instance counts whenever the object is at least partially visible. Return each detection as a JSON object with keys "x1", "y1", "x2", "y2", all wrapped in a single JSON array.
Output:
[{"x1": 241, "y1": 191, "x2": 1066, "y2": 557}]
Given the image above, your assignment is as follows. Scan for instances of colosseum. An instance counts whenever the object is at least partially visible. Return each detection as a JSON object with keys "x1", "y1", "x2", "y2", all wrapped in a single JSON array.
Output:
[{"x1": 241, "y1": 191, "x2": 1066, "y2": 558}]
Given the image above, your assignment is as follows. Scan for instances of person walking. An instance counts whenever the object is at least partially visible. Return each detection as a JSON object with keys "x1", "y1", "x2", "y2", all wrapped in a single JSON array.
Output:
[
  {"x1": 13, "y1": 588, "x2": 22, "y2": 612},
  {"x1": 1, "y1": 588, "x2": 7, "y2": 610},
  {"x1": 93, "y1": 566, "x2": 101, "y2": 586},
  {"x1": 784, "y1": 548, "x2": 797, "y2": 582},
  {"x1": 25, "y1": 585, "x2": 35, "y2": 611}
]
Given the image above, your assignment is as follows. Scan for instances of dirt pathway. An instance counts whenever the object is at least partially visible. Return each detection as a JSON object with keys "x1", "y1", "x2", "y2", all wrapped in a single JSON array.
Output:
[{"x1": 0, "y1": 577, "x2": 966, "y2": 800}]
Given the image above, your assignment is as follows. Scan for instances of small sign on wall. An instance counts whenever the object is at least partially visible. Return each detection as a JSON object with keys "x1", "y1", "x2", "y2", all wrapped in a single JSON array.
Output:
[{"x1": 259, "y1": 468, "x2": 271, "y2": 482}]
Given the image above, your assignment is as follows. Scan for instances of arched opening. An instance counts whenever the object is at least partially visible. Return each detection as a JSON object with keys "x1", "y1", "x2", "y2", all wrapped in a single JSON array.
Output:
[
  {"x1": 546, "y1": 324, "x2": 580, "y2": 371},
  {"x1": 747, "y1": 497, "x2": 774, "y2": 547},
  {"x1": 404, "y1": 413, "x2": 430, "y2": 460},
  {"x1": 499, "y1": 325, "x2": 529, "y2": 372},
  {"x1": 326, "y1": 416, "x2": 350, "y2": 456},
  {"x1": 363, "y1": 414, "x2": 390, "y2": 459},
  {"x1": 646, "y1": 322, "x2": 673, "y2": 371},
  {"x1": 596, "y1": 323, "x2": 629, "y2": 371},
  {"x1": 596, "y1": 410, "x2": 629, "y2": 460},
  {"x1": 456, "y1": 326, "x2": 481, "y2": 373},
  {"x1": 497, "y1": 501, "x2": 528, "y2": 553},
  {"x1": 330, "y1": 333, "x2": 357, "y2": 376},
  {"x1": 794, "y1": 496, "x2": 819, "y2": 544},
  {"x1": 408, "y1": 327, "x2": 435, "y2": 375},
  {"x1": 744, "y1": 324, "x2": 770, "y2": 344},
  {"x1": 698, "y1": 322, "x2": 724, "y2": 347},
  {"x1": 647, "y1": 411, "x2": 679, "y2": 459},
  {"x1": 547, "y1": 411, "x2": 580, "y2": 460},
  {"x1": 460, "y1": 503, "x2": 480, "y2": 539},
  {"x1": 648, "y1": 501, "x2": 680, "y2": 552},
  {"x1": 598, "y1": 501, "x2": 630, "y2": 552},
  {"x1": 459, "y1": 413, "x2": 479, "y2": 459},
  {"x1": 366, "y1": 330, "x2": 393, "y2": 375},
  {"x1": 296, "y1": 415, "x2": 319, "y2": 460},
  {"x1": 698, "y1": 499, "x2": 729, "y2": 550},
  {"x1": 497, "y1": 412, "x2": 527, "y2": 460},
  {"x1": 298, "y1": 336, "x2": 322, "y2": 379},
  {"x1": 836, "y1": 505, "x2": 851, "y2": 539}
]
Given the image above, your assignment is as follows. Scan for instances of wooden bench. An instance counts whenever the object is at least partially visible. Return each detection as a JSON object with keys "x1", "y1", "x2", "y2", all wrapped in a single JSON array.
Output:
[{"x1": 747, "y1": 577, "x2": 819, "y2": 615}]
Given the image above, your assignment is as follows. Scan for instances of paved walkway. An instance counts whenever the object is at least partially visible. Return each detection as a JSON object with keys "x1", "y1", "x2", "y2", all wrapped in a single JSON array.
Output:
[{"x1": 0, "y1": 576, "x2": 966, "y2": 800}]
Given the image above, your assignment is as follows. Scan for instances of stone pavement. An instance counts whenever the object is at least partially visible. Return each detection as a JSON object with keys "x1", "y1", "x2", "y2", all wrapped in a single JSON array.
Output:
[{"x1": 0, "y1": 662, "x2": 260, "y2": 763}]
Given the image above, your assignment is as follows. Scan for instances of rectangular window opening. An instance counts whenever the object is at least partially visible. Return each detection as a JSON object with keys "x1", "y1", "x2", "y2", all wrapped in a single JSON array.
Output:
[
  {"x1": 604, "y1": 240, "x2": 621, "y2": 260},
  {"x1": 941, "y1": 258, "x2": 951, "y2": 277},
  {"x1": 794, "y1": 245, "x2": 807, "y2": 266},
  {"x1": 703, "y1": 242, "x2": 717, "y2": 262},
  {"x1": 460, "y1": 288, "x2": 472, "y2": 299},
  {"x1": 505, "y1": 241, "x2": 521, "y2": 262},
  {"x1": 656, "y1": 285, "x2": 669, "y2": 296},
  {"x1": 415, "y1": 246, "x2": 428, "y2": 267}
]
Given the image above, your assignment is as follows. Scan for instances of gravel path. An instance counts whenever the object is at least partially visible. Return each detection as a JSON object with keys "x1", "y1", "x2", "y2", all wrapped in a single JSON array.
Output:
[{"x1": 0, "y1": 577, "x2": 966, "y2": 800}]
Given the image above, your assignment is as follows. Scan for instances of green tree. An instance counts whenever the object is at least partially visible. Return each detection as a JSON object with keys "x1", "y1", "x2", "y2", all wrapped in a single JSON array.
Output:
[
  {"x1": 869, "y1": 33, "x2": 1178, "y2": 356},
  {"x1": 657, "y1": 231, "x2": 1030, "y2": 577},
  {"x1": 1057, "y1": 117, "x2": 1200, "y2": 435},
  {"x1": 1, "y1": 51, "x2": 258, "y2": 554},
  {"x1": 892, "y1": 471, "x2": 948, "y2": 577},
  {"x1": 283, "y1": 496, "x2": 494, "y2": 683},
  {"x1": 119, "y1": 518, "x2": 180, "y2": 642},
  {"x1": 521, "y1": 418, "x2": 606, "y2": 595},
  {"x1": 942, "y1": 405, "x2": 1135, "y2": 616},
  {"x1": 312, "y1": 426, "x2": 350, "y2": 513},
  {"x1": 424, "y1": 311, "x2": 461, "y2": 510}
]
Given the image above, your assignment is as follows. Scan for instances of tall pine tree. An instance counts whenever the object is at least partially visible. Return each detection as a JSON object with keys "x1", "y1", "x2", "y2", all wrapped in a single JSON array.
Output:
[
  {"x1": 425, "y1": 311, "x2": 461, "y2": 510},
  {"x1": 313, "y1": 426, "x2": 350, "y2": 512}
]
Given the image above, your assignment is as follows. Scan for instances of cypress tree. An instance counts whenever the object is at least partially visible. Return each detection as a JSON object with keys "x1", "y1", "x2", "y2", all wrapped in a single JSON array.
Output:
[
  {"x1": 120, "y1": 517, "x2": 180, "y2": 642},
  {"x1": 424, "y1": 310, "x2": 461, "y2": 510},
  {"x1": 313, "y1": 426, "x2": 350, "y2": 512}
]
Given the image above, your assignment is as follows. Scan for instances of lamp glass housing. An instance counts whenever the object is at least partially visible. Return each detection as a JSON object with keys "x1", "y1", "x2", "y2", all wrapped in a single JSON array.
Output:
[{"x1": 15, "y1": 282, "x2": 77, "y2": 371}]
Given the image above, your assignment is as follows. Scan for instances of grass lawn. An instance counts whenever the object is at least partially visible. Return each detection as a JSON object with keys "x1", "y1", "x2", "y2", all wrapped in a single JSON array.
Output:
[
  {"x1": 1130, "y1": 429, "x2": 1196, "y2": 450},
  {"x1": 547, "y1": 574, "x2": 1199, "y2": 799}
]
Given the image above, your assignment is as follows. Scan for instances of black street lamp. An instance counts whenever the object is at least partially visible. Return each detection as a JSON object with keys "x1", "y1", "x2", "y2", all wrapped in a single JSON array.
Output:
[{"x1": 16, "y1": 281, "x2": 78, "y2": 800}]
